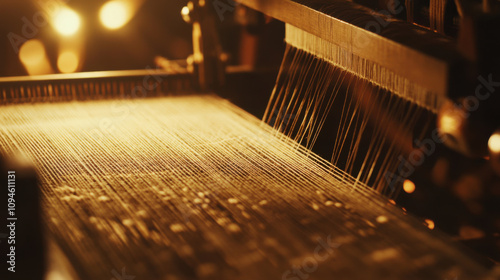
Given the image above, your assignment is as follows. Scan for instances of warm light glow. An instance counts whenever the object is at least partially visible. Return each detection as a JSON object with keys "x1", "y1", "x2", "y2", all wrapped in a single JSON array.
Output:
[
  {"x1": 19, "y1": 39, "x2": 53, "y2": 75},
  {"x1": 403, "y1": 179, "x2": 416, "y2": 194},
  {"x1": 424, "y1": 219, "x2": 435, "y2": 230},
  {"x1": 53, "y1": 8, "x2": 81, "y2": 36},
  {"x1": 181, "y1": 6, "x2": 191, "y2": 23},
  {"x1": 57, "y1": 51, "x2": 79, "y2": 73},
  {"x1": 439, "y1": 114, "x2": 459, "y2": 133},
  {"x1": 100, "y1": 1, "x2": 131, "y2": 30},
  {"x1": 19, "y1": 40, "x2": 45, "y2": 66},
  {"x1": 489, "y1": 133, "x2": 500, "y2": 153}
]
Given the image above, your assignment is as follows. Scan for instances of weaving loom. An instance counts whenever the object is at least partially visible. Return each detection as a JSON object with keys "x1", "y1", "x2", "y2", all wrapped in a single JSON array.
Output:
[{"x1": 1, "y1": 0, "x2": 500, "y2": 279}]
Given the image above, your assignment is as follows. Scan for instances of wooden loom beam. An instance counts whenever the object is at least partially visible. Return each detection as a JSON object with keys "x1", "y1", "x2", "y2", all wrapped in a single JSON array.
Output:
[{"x1": 235, "y1": 0, "x2": 452, "y2": 97}]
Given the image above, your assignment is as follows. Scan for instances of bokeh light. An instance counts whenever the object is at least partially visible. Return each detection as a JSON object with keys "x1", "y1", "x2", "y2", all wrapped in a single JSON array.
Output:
[
  {"x1": 403, "y1": 179, "x2": 416, "y2": 194},
  {"x1": 424, "y1": 219, "x2": 435, "y2": 230},
  {"x1": 19, "y1": 40, "x2": 45, "y2": 66},
  {"x1": 181, "y1": 6, "x2": 191, "y2": 23},
  {"x1": 488, "y1": 133, "x2": 500, "y2": 153},
  {"x1": 53, "y1": 8, "x2": 81, "y2": 36},
  {"x1": 19, "y1": 39, "x2": 52, "y2": 75},
  {"x1": 57, "y1": 51, "x2": 79, "y2": 73},
  {"x1": 100, "y1": 1, "x2": 131, "y2": 30}
]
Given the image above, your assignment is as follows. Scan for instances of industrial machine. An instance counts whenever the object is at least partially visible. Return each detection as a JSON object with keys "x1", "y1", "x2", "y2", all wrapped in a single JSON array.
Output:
[{"x1": 1, "y1": 0, "x2": 500, "y2": 279}]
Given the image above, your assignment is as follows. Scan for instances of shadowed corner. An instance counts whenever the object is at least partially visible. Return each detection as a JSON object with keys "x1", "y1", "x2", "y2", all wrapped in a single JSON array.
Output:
[{"x1": 0, "y1": 153, "x2": 45, "y2": 280}]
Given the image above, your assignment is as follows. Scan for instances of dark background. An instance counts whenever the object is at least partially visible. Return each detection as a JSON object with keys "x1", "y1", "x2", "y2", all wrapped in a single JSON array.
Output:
[{"x1": 0, "y1": 0, "x2": 192, "y2": 77}]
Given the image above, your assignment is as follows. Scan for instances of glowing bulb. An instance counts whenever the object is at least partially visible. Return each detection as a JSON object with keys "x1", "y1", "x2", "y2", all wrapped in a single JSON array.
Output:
[
  {"x1": 100, "y1": 1, "x2": 131, "y2": 30},
  {"x1": 57, "y1": 51, "x2": 79, "y2": 73},
  {"x1": 403, "y1": 179, "x2": 415, "y2": 194},
  {"x1": 53, "y1": 8, "x2": 81, "y2": 36},
  {"x1": 488, "y1": 133, "x2": 500, "y2": 153}
]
